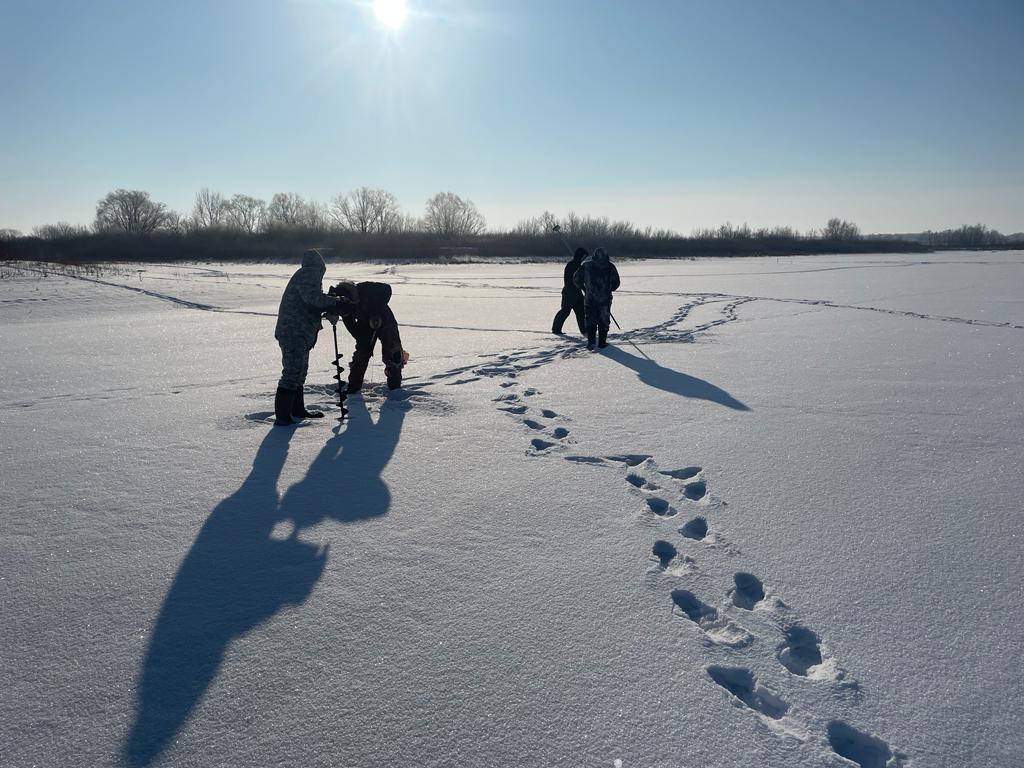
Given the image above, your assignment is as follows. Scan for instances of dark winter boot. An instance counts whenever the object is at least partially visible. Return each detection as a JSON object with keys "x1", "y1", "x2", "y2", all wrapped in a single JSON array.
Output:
[
  {"x1": 274, "y1": 387, "x2": 297, "y2": 426},
  {"x1": 597, "y1": 328, "x2": 608, "y2": 348},
  {"x1": 385, "y1": 366, "x2": 402, "y2": 390},
  {"x1": 586, "y1": 328, "x2": 596, "y2": 351},
  {"x1": 292, "y1": 387, "x2": 324, "y2": 419}
]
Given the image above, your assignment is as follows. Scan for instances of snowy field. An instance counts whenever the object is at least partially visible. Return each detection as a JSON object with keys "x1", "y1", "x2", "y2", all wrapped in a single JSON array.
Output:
[{"x1": 1, "y1": 251, "x2": 1022, "y2": 768}]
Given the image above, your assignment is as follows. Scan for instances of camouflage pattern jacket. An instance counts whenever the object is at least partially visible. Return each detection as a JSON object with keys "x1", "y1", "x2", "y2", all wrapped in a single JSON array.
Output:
[
  {"x1": 573, "y1": 254, "x2": 621, "y2": 304},
  {"x1": 274, "y1": 250, "x2": 339, "y2": 348}
]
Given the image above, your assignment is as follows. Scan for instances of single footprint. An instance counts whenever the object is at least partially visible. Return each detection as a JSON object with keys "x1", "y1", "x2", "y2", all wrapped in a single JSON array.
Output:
[
  {"x1": 659, "y1": 466, "x2": 702, "y2": 480},
  {"x1": 499, "y1": 405, "x2": 528, "y2": 415},
  {"x1": 778, "y1": 625, "x2": 823, "y2": 676},
  {"x1": 522, "y1": 419, "x2": 545, "y2": 431},
  {"x1": 552, "y1": 427, "x2": 570, "y2": 439},
  {"x1": 522, "y1": 388, "x2": 540, "y2": 397},
  {"x1": 564, "y1": 455, "x2": 605, "y2": 465},
  {"x1": 827, "y1": 721, "x2": 907, "y2": 768},
  {"x1": 706, "y1": 666, "x2": 789, "y2": 720},
  {"x1": 679, "y1": 516, "x2": 709, "y2": 540},
  {"x1": 672, "y1": 590, "x2": 752, "y2": 647},
  {"x1": 731, "y1": 572, "x2": 765, "y2": 610},
  {"x1": 626, "y1": 472, "x2": 662, "y2": 491},
  {"x1": 652, "y1": 540, "x2": 677, "y2": 568},
  {"x1": 605, "y1": 454, "x2": 652, "y2": 466},
  {"x1": 646, "y1": 497, "x2": 675, "y2": 517},
  {"x1": 492, "y1": 394, "x2": 519, "y2": 403},
  {"x1": 671, "y1": 589, "x2": 717, "y2": 623},
  {"x1": 499, "y1": 381, "x2": 517, "y2": 388},
  {"x1": 531, "y1": 438, "x2": 555, "y2": 451},
  {"x1": 540, "y1": 409, "x2": 558, "y2": 418},
  {"x1": 683, "y1": 480, "x2": 707, "y2": 501}
]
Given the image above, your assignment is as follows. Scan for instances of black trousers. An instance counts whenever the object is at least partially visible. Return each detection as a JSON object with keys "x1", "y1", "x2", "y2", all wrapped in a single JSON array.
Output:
[
  {"x1": 347, "y1": 312, "x2": 403, "y2": 391},
  {"x1": 552, "y1": 290, "x2": 585, "y2": 334}
]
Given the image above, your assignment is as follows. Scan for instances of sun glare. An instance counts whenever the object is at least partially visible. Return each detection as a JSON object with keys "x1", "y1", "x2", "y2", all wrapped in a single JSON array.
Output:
[{"x1": 373, "y1": 0, "x2": 407, "y2": 28}]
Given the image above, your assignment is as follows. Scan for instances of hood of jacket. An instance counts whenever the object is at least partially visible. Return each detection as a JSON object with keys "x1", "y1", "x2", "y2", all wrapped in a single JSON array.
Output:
[{"x1": 301, "y1": 249, "x2": 326, "y2": 276}]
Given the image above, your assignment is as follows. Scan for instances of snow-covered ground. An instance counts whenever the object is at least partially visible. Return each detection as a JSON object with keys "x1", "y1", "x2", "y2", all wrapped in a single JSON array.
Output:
[{"x1": 2, "y1": 251, "x2": 1022, "y2": 768}]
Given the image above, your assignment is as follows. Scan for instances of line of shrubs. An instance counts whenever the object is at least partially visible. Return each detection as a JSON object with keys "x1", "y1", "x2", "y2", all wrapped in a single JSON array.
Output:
[{"x1": 0, "y1": 229, "x2": 929, "y2": 265}]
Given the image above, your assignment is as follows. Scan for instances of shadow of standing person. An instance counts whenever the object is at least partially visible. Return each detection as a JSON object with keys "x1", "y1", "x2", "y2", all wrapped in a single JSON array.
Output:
[
  {"x1": 602, "y1": 345, "x2": 752, "y2": 411},
  {"x1": 122, "y1": 428, "x2": 327, "y2": 767}
]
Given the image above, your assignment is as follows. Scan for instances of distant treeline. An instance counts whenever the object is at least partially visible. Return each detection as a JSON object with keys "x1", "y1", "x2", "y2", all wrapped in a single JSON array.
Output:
[
  {"x1": 0, "y1": 228, "x2": 929, "y2": 265},
  {"x1": 8, "y1": 185, "x2": 1022, "y2": 264},
  {"x1": 867, "y1": 223, "x2": 1024, "y2": 249}
]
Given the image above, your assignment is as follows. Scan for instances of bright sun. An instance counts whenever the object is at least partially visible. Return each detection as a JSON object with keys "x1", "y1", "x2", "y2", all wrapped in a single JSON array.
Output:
[{"x1": 373, "y1": 0, "x2": 408, "y2": 28}]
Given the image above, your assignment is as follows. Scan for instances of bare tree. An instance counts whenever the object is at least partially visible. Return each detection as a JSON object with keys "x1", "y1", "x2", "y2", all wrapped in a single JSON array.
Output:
[
  {"x1": 224, "y1": 195, "x2": 266, "y2": 233},
  {"x1": 33, "y1": 222, "x2": 90, "y2": 239},
  {"x1": 511, "y1": 210, "x2": 557, "y2": 236},
  {"x1": 330, "y1": 187, "x2": 403, "y2": 233},
  {"x1": 94, "y1": 189, "x2": 172, "y2": 234},
  {"x1": 422, "y1": 192, "x2": 486, "y2": 237},
  {"x1": 266, "y1": 192, "x2": 309, "y2": 230},
  {"x1": 0, "y1": 228, "x2": 21, "y2": 241},
  {"x1": 302, "y1": 200, "x2": 330, "y2": 231},
  {"x1": 192, "y1": 188, "x2": 228, "y2": 229},
  {"x1": 394, "y1": 212, "x2": 422, "y2": 233},
  {"x1": 163, "y1": 210, "x2": 186, "y2": 234},
  {"x1": 823, "y1": 218, "x2": 861, "y2": 241}
]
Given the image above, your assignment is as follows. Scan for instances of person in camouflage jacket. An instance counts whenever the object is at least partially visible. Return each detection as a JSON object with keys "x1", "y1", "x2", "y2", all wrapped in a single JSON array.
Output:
[
  {"x1": 273, "y1": 249, "x2": 348, "y2": 426},
  {"x1": 572, "y1": 246, "x2": 620, "y2": 350}
]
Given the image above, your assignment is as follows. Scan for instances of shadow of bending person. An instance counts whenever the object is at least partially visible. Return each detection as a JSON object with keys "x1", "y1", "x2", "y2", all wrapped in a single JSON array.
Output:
[
  {"x1": 281, "y1": 392, "x2": 407, "y2": 531},
  {"x1": 122, "y1": 396, "x2": 405, "y2": 766},
  {"x1": 602, "y1": 345, "x2": 751, "y2": 411}
]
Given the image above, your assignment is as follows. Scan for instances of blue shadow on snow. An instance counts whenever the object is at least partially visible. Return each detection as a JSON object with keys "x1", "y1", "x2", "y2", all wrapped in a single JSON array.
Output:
[
  {"x1": 603, "y1": 345, "x2": 751, "y2": 411},
  {"x1": 122, "y1": 396, "x2": 405, "y2": 766}
]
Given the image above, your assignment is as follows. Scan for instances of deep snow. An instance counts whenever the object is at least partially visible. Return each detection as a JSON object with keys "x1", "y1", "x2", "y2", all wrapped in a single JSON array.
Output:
[{"x1": 1, "y1": 252, "x2": 1022, "y2": 767}]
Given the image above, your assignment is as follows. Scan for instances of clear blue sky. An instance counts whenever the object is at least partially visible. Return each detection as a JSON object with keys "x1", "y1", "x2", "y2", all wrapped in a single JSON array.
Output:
[{"x1": 2, "y1": 0, "x2": 1022, "y2": 234}]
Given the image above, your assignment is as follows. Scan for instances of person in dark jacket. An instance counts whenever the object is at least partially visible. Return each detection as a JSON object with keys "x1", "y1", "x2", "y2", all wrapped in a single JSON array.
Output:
[
  {"x1": 572, "y1": 246, "x2": 620, "y2": 350},
  {"x1": 274, "y1": 250, "x2": 349, "y2": 426},
  {"x1": 552, "y1": 247, "x2": 587, "y2": 335},
  {"x1": 336, "y1": 281, "x2": 406, "y2": 393}
]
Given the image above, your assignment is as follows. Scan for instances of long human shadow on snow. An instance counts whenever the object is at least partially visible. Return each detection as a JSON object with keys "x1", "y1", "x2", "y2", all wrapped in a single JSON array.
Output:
[
  {"x1": 122, "y1": 397, "x2": 404, "y2": 767},
  {"x1": 603, "y1": 345, "x2": 751, "y2": 411}
]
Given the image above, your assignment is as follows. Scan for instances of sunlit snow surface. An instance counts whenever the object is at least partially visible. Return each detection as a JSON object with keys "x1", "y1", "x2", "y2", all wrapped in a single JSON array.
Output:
[{"x1": 2, "y1": 252, "x2": 1022, "y2": 767}]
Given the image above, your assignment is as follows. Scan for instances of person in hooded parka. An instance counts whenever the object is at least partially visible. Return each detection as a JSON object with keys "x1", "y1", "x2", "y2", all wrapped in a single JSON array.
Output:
[
  {"x1": 572, "y1": 246, "x2": 620, "y2": 350},
  {"x1": 273, "y1": 249, "x2": 348, "y2": 425},
  {"x1": 337, "y1": 280, "x2": 406, "y2": 393}
]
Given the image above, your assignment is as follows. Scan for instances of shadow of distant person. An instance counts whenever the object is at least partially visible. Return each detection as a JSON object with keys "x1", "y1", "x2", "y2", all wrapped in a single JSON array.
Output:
[
  {"x1": 603, "y1": 345, "x2": 751, "y2": 411},
  {"x1": 122, "y1": 428, "x2": 326, "y2": 767},
  {"x1": 281, "y1": 393, "x2": 406, "y2": 532}
]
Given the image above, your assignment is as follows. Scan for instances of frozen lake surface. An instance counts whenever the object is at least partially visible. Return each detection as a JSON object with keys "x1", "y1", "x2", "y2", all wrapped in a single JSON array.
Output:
[{"x1": 2, "y1": 251, "x2": 1022, "y2": 767}]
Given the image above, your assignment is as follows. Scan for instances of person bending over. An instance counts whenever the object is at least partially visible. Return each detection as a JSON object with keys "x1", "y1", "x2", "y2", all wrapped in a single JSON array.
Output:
[{"x1": 334, "y1": 280, "x2": 407, "y2": 393}]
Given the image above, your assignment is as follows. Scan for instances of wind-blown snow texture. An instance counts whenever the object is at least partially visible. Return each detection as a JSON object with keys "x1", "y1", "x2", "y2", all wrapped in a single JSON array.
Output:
[{"x1": 2, "y1": 252, "x2": 1022, "y2": 767}]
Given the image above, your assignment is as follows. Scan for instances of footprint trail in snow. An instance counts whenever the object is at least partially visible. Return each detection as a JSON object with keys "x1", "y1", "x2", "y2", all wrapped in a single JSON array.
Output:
[{"x1": 426, "y1": 296, "x2": 907, "y2": 765}]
